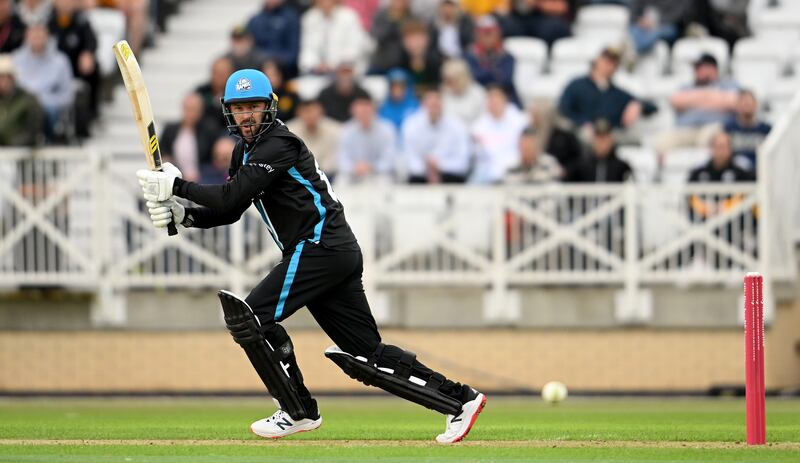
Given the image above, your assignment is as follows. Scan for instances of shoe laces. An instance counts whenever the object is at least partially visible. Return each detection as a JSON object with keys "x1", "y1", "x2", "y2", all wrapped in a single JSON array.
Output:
[{"x1": 265, "y1": 409, "x2": 289, "y2": 423}]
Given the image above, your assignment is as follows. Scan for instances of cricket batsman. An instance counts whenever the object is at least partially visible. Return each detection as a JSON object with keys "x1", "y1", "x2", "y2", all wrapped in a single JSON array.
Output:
[{"x1": 136, "y1": 69, "x2": 486, "y2": 443}]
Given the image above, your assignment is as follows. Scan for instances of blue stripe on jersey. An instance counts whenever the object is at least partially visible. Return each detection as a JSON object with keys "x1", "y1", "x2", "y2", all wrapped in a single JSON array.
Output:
[
  {"x1": 275, "y1": 241, "x2": 304, "y2": 320},
  {"x1": 288, "y1": 166, "x2": 326, "y2": 243},
  {"x1": 243, "y1": 150, "x2": 284, "y2": 251}
]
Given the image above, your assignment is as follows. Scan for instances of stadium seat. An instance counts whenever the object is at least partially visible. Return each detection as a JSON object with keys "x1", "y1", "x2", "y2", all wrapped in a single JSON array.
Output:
[
  {"x1": 504, "y1": 37, "x2": 548, "y2": 105},
  {"x1": 671, "y1": 37, "x2": 729, "y2": 81},
  {"x1": 550, "y1": 37, "x2": 618, "y2": 78},
  {"x1": 732, "y1": 37, "x2": 787, "y2": 99},
  {"x1": 293, "y1": 75, "x2": 331, "y2": 101},
  {"x1": 750, "y1": 7, "x2": 800, "y2": 44},
  {"x1": 612, "y1": 72, "x2": 645, "y2": 97},
  {"x1": 617, "y1": 146, "x2": 658, "y2": 183},
  {"x1": 634, "y1": 41, "x2": 670, "y2": 79},
  {"x1": 573, "y1": 4, "x2": 630, "y2": 44},
  {"x1": 661, "y1": 148, "x2": 710, "y2": 185},
  {"x1": 85, "y1": 8, "x2": 127, "y2": 78},
  {"x1": 766, "y1": 77, "x2": 800, "y2": 124},
  {"x1": 524, "y1": 73, "x2": 573, "y2": 103},
  {"x1": 360, "y1": 75, "x2": 389, "y2": 104}
]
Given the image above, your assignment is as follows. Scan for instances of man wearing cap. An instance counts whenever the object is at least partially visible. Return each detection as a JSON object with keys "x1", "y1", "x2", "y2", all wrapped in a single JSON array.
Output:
[
  {"x1": 465, "y1": 14, "x2": 517, "y2": 104},
  {"x1": 0, "y1": 53, "x2": 43, "y2": 146},
  {"x1": 655, "y1": 53, "x2": 738, "y2": 153},
  {"x1": 225, "y1": 25, "x2": 268, "y2": 71},
  {"x1": 564, "y1": 119, "x2": 632, "y2": 183},
  {"x1": 558, "y1": 47, "x2": 643, "y2": 142}
]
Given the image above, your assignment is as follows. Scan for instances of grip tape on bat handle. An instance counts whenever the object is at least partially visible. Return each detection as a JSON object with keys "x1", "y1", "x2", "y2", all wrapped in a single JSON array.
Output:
[{"x1": 167, "y1": 220, "x2": 178, "y2": 236}]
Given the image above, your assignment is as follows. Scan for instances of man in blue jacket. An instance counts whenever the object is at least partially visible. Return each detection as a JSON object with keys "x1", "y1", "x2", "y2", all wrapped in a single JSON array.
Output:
[{"x1": 247, "y1": 0, "x2": 300, "y2": 76}]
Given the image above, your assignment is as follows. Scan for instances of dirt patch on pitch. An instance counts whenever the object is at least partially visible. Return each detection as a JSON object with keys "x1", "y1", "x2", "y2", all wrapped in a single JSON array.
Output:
[{"x1": 1, "y1": 439, "x2": 798, "y2": 450}]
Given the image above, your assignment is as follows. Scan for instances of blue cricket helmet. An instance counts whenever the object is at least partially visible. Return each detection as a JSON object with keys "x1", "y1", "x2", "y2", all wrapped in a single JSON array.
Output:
[{"x1": 221, "y1": 69, "x2": 278, "y2": 140}]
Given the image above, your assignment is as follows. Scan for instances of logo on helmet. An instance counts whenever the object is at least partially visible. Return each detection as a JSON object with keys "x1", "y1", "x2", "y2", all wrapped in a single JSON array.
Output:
[{"x1": 235, "y1": 78, "x2": 252, "y2": 93}]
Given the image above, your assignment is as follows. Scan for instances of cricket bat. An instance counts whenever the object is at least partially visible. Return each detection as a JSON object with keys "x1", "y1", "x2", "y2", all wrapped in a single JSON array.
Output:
[{"x1": 112, "y1": 40, "x2": 178, "y2": 236}]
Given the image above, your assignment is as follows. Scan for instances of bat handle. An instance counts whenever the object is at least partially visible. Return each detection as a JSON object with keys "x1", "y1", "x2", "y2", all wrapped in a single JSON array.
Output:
[{"x1": 167, "y1": 220, "x2": 178, "y2": 236}]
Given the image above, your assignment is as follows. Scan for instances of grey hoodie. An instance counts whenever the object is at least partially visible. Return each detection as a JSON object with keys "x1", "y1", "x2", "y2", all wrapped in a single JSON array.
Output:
[{"x1": 12, "y1": 39, "x2": 74, "y2": 111}]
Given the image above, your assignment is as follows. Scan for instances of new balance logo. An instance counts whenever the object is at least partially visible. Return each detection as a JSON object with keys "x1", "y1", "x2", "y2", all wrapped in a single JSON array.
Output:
[
  {"x1": 450, "y1": 415, "x2": 463, "y2": 424},
  {"x1": 275, "y1": 417, "x2": 294, "y2": 430}
]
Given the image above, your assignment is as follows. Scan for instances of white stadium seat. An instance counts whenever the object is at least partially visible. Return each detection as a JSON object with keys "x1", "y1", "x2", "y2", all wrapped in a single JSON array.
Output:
[
  {"x1": 360, "y1": 76, "x2": 389, "y2": 105},
  {"x1": 574, "y1": 4, "x2": 630, "y2": 44},
  {"x1": 85, "y1": 8, "x2": 126, "y2": 77},
  {"x1": 751, "y1": 7, "x2": 800, "y2": 43},
  {"x1": 293, "y1": 75, "x2": 331, "y2": 101},
  {"x1": 504, "y1": 37, "x2": 548, "y2": 106},
  {"x1": 550, "y1": 37, "x2": 613, "y2": 78},
  {"x1": 617, "y1": 146, "x2": 658, "y2": 183},
  {"x1": 766, "y1": 77, "x2": 800, "y2": 124},
  {"x1": 671, "y1": 37, "x2": 729, "y2": 81},
  {"x1": 662, "y1": 148, "x2": 710, "y2": 185},
  {"x1": 732, "y1": 37, "x2": 787, "y2": 99},
  {"x1": 634, "y1": 41, "x2": 670, "y2": 79}
]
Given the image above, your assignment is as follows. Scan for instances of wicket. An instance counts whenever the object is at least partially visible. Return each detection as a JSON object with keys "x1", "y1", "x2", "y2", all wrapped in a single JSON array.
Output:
[{"x1": 744, "y1": 272, "x2": 766, "y2": 445}]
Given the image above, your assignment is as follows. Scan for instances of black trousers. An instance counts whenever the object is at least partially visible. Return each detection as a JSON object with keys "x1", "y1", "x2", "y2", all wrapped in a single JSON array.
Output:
[{"x1": 245, "y1": 241, "x2": 470, "y2": 406}]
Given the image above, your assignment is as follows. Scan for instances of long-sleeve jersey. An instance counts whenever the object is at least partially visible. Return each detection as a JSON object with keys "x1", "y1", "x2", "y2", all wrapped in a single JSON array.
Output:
[{"x1": 173, "y1": 123, "x2": 359, "y2": 255}]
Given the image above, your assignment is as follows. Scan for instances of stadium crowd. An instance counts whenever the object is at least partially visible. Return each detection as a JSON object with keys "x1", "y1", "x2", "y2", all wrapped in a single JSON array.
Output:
[{"x1": 0, "y1": 0, "x2": 777, "y2": 187}]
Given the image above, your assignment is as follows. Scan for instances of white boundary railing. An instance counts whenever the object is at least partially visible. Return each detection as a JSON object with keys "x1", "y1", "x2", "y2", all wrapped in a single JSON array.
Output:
[{"x1": 0, "y1": 147, "x2": 781, "y2": 326}]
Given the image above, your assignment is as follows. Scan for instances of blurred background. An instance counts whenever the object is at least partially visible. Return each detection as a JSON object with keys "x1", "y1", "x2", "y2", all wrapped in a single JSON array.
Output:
[{"x1": 0, "y1": 0, "x2": 799, "y2": 396}]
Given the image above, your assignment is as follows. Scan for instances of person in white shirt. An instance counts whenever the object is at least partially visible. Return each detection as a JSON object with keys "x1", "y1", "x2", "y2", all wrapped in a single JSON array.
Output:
[
  {"x1": 287, "y1": 98, "x2": 342, "y2": 180},
  {"x1": 470, "y1": 85, "x2": 529, "y2": 183},
  {"x1": 441, "y1": 58, "x2": 486, "y2": 125},
  {"x1": 299, "y1": 0, "x2": 372, "y2": 74},
  {"x1": 336, "y1": 95, "x2": 397, "y2": 185},
  {"x1": 402, "y1": 88, "x2": 471, "y2": 184}
]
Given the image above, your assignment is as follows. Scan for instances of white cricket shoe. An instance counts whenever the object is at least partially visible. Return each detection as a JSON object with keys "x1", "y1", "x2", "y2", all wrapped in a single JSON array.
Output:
[
  {"x1": 250, "y1": 399, "x2": 322, "y2": 439},
  {"x1": 435, "y1": 391, "x2": 487, "y2": 444}
]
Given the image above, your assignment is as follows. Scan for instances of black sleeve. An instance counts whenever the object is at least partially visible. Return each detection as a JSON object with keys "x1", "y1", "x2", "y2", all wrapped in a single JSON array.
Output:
[{"x1": 172, "y1": 137, "x2": 298, "y2": 227}]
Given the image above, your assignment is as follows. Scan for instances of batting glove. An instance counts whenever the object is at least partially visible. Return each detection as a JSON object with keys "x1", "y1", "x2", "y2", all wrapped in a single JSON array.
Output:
[
  {"x1": 146, "y1": 199, "x2": 186, "y2": 229},
  {"x1": 137, "y1": 162, "x2": 182, "y2": 202}
]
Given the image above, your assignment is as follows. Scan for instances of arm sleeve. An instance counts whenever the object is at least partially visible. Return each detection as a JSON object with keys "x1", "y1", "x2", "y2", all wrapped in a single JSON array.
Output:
[
  {"x1": 558, "y1": 80, "x2": 585, "y2": 126},
  {"x1": 172, "y1": 137, "x2": 298, "y2": 225}
]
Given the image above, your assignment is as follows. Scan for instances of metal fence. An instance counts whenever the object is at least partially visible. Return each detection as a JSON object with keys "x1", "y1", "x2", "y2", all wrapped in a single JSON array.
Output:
[{"x1": 0, "y1": 147, "x2": 772, "y2": 325}]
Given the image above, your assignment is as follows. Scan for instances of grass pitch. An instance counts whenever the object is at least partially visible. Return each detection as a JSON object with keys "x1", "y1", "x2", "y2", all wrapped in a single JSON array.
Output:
[{"x1": 1, "y1": 397, "x2": 799, "y2": 462}]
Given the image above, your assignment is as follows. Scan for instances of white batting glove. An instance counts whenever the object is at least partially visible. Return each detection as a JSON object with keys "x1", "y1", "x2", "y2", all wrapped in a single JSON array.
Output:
[
  {"x1": 137, "y1": 162, "x2": 182, "y2": 201},
  {"x1": 146, "y1": 199, "x2": 186, "y2": 229}
]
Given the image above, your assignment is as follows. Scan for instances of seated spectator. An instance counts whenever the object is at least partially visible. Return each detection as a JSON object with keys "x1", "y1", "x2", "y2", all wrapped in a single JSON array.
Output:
[
  {"x1": 441, "y1": 58, "x2": 486, "y2": 124},
  {"x1": 195, "y1": 56, "x2": 233, "y2": 136},
  {"x1": 225, "y1": 25, "x2": 267, "y2": 71},
  {"x1": 49, "y1": 0, "x2": 99, "y2": 135},
  {"x1": 431, "y1": 0, "x2": 474, "y2": 59},
  {"x1": 0, "y1": 0, "x2": 26, "y2": 53},
  {"x1": 160, "y1": 93, "x2": 216, "y2": 182},
  {"x1": 0, "y1": 54, "x2": 44, "y2": 146},
  {"x1": 694, "y1": 0, "x2": 749, "y2": 49},
  {"x1": 565, "y1": 119, "x2": 632, "y2": 182},
  {"x1": 558, "y1": 47, "x2": 643, "y2": 139},
  {"x1": 399, "y1": 20, "x2": 442, "y2": 91},
  {"x1": 465, "y1": 15, "x2": 518, "y2": 104},
  {"x1": 655, "y1": 53, "x2": 738, "y2": 153},
  {"x1": 723, "y1": 89, "x2": 770, "y2": 173},
  {"x1": 471, "y1": 85, "x2": 529, "y2": 183},
  {"x1": 18, "y1": 0, "x2": 53, "y2": 27},
  {"x1": 343, "y1": 0, "x2": 379, "y2": 31},
  {"x1": 688, "y1": 131, "x2": 753, "y2": 183},
  {"x1": 299, "y1": 0, "x2": 371, "y2": 75},
  {"x1": 262, "y1": 59, "x2": 298, "y2": 122},
  {"x1": 336, "y1": 95, "x2": 397, "y2": 184},
  {"x1": 201, "y1": 136, "x2": 236, "y2": 184},
  {"x1": 12, "y1": 23, "x2": 73, "y2": 141},
  {"x1": 505, "y1": 126, "x2": 561, "y2": 184},
  {"x1": 510, "y1": 0, "x2": 572, "y2": 48},
  {"x1": 369, "y1": 0, "x2": 417, "y2": 73},
  {"x1": 629, "y1": 0, "x2": 693, "y2": 55},
  {"x1": 287, "y1": 98, "x2": 342, "y2": 179},
  {"x1": 318, "y1": 61, "x2": 370, "y2": 122},
  {"x1": 246, "y1": 0, "x2": 300, "y2": 76},
  {"x1": 402, "y1": 88, "x2": 471, "y2": 183},
  {"x1": 460, "y1": 0, "x2": 510, "y2": 17},
  {"x1": 378, "y1": 68, "x2": 419, "y2": 133}
]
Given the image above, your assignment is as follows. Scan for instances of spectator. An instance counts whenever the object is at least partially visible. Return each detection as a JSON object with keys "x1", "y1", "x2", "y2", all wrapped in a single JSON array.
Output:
[
  {"x1": 689, "y1": 131, "x2": 753, "y2": 183},
  {"x1": 565, "y1": 119, "x2": 632, "y2": 182},
  {"x1": 201, "y1": 136, "x2": 236, "y2": 184},
  {"x1": 0, "y1": 54, "x2": 43, "y2": 146},
  {"x1": 378, "y1": 68, "x2": 419, "y2": 133},
  {"x1": 369, "y1": 0, "x2": 416, "y2": 73},
  {"x1": 195, "y1": 56, "x2": 233, "y2": 136},
  {"x1": 18, "y1": 0, "x2": 52, "y2": 27},
  {"x1": 505, "y1": 126, "x2": 562, "y2": 184},
  {"x1": 441, "y1": 58, "x2": 486, "y2": 124},
  {"x1": 299, "y1": 0, "x2": 371, "y2": 75},
  {"x1": 343, "y1": 0, "x2": 379, "y2": 31},
  {"x1": 12, "y1": 23, "x2": 73, "y2": 141},
  {"x1": 160, "y1": 93, "x2": 216, "y2": 182},
  {"x1": 49, "y1": 0, "x2": 99, "y2": 135},
  {"x1": 629, "y1": 0, "x2": 694, "y2": 55},
  {"x1": 318, "y1": 62, "x2": 370, "y2": 122},
  {"x1": 655, "y1": 53, "x2": 738, "y2": 153},
  {"x1": 103, "y1": 0, "x2": 149, "y2": 56},
  {"x1": 246, "y1": 0, "x2": 300, "y2": 76},
  {"x1": 510, "y1": 0, "x2": 572, "y2": 48},
  {"x1": 262, "y1": 59, "x2": 298, "y2": 122},
  {"x1": 0, "y1": 0, "x2": 26, "y2": 53},
  {"x1": 402, "y1": 88, "x2": 471, "y2": 183},
  {"x1": 465, "y1": 15, "x2": 517, "y2": 104},
  {"x1": 336, "y1": 95, "x2": 397, "y2": 184},
  {"x1": 471, "y1": 85, "x2": 529, "y2": 183},
  {"x1": 287, "y1": 98, "x2": 342, "y2": 179},
  {"x1": 557, "y1": 47, "x2": 643, "y2": 139},
  {"x1": 694, "y1": 0, "x2": 749, "y2": 49},
  {"x1": 286, "y1": 0, "x2": 313, "y2": 13},
  {"x1": 723, "y1": 89, "x2": 770, "y2": 173},
  {"x1": 225, "y1": 25, "x2": 267, "y2": 71},
  {"x1": 431, "y1": 0, "x2": 474, "y2": 59},
  {"x1": 399, "y1": 19, "x2": 442, "y2": 91},
  {"x1": 460, "y1": 0, "x2": 510, "y2": 16}
]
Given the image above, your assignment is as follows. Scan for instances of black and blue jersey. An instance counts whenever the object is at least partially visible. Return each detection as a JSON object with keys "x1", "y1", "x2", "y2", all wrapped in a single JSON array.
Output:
[{"x1": 173, "y1": 122, "x2": 358, "y2": 255}]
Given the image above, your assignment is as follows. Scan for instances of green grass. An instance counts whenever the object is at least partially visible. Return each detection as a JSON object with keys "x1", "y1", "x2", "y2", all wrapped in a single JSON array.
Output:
[{"x1": 0, "y1": 397, "x2": 798, "y2": 462}]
